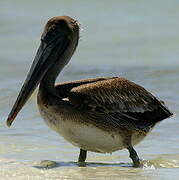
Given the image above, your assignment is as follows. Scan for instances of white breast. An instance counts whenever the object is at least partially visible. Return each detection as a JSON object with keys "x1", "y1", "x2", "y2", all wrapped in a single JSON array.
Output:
[{"x1": 38, "y1": 105, "x2": 146, "y2": 153}]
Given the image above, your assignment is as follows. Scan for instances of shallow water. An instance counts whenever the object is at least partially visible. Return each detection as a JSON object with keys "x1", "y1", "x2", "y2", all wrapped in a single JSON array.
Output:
[{"x1": 0, "y1": 0, "x2": 179, "y2": 179}]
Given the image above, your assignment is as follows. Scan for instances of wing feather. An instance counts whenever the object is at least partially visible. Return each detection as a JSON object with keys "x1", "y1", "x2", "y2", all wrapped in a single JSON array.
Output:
[
  {"x1": 68, "y1": 77, "x2": 172, "y2": 130},
  {"x1": 69, "y1": 77, "x2": 159, "y2": 113}
]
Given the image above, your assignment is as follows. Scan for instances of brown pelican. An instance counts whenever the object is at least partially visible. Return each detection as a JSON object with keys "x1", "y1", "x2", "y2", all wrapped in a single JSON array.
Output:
[{"x1": 6, "y1": 16, "x2": 173, "y2": 167}]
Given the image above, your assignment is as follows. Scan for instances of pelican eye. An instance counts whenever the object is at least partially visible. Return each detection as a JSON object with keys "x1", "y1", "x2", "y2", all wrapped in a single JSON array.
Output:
[
  {"x1": 41, "y1": 26, "x2": 59, "y2": 43},
  {"x1": 48, "y1": 26, "x2": 58, "y2": 36}
]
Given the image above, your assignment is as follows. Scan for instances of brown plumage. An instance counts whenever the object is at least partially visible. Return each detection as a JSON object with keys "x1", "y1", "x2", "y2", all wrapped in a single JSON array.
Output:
[
  {"x1": 7, "y1": 16, "x2": 173, "y2": 167},
  {"x1": 55, "y1": 77, "x2": 172, "y2": 131}
]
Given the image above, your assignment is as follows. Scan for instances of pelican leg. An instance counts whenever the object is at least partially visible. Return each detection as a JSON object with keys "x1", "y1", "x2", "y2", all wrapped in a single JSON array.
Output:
[
  {"x1": 127, "y1": 146, "x2": 140, "y2": 167},
  {"x1": 78, "y1": 149, "x2": 87, "y2": 167}
]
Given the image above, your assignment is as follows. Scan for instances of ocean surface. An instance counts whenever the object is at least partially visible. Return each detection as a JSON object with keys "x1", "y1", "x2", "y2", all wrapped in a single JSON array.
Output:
[{"x1": 0, "y1": 0, "x2": 179, "y2": 179}]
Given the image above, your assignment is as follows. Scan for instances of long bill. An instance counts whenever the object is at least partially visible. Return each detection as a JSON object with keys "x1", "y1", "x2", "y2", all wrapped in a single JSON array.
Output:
[{"x1": 6, "y1": 32, "x2": 69, "y2": 127}]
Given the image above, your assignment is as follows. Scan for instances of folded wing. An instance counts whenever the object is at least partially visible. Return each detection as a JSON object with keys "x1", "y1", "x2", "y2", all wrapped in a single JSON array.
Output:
[{"x1": 67, "y1": 77, "x2": 173, "y2": 130}]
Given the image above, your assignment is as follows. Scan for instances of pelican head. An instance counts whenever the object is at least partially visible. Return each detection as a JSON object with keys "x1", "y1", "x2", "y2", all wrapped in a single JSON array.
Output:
[{"x1": 7, "y1": 16, "x2": 79, "y2": 127}]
